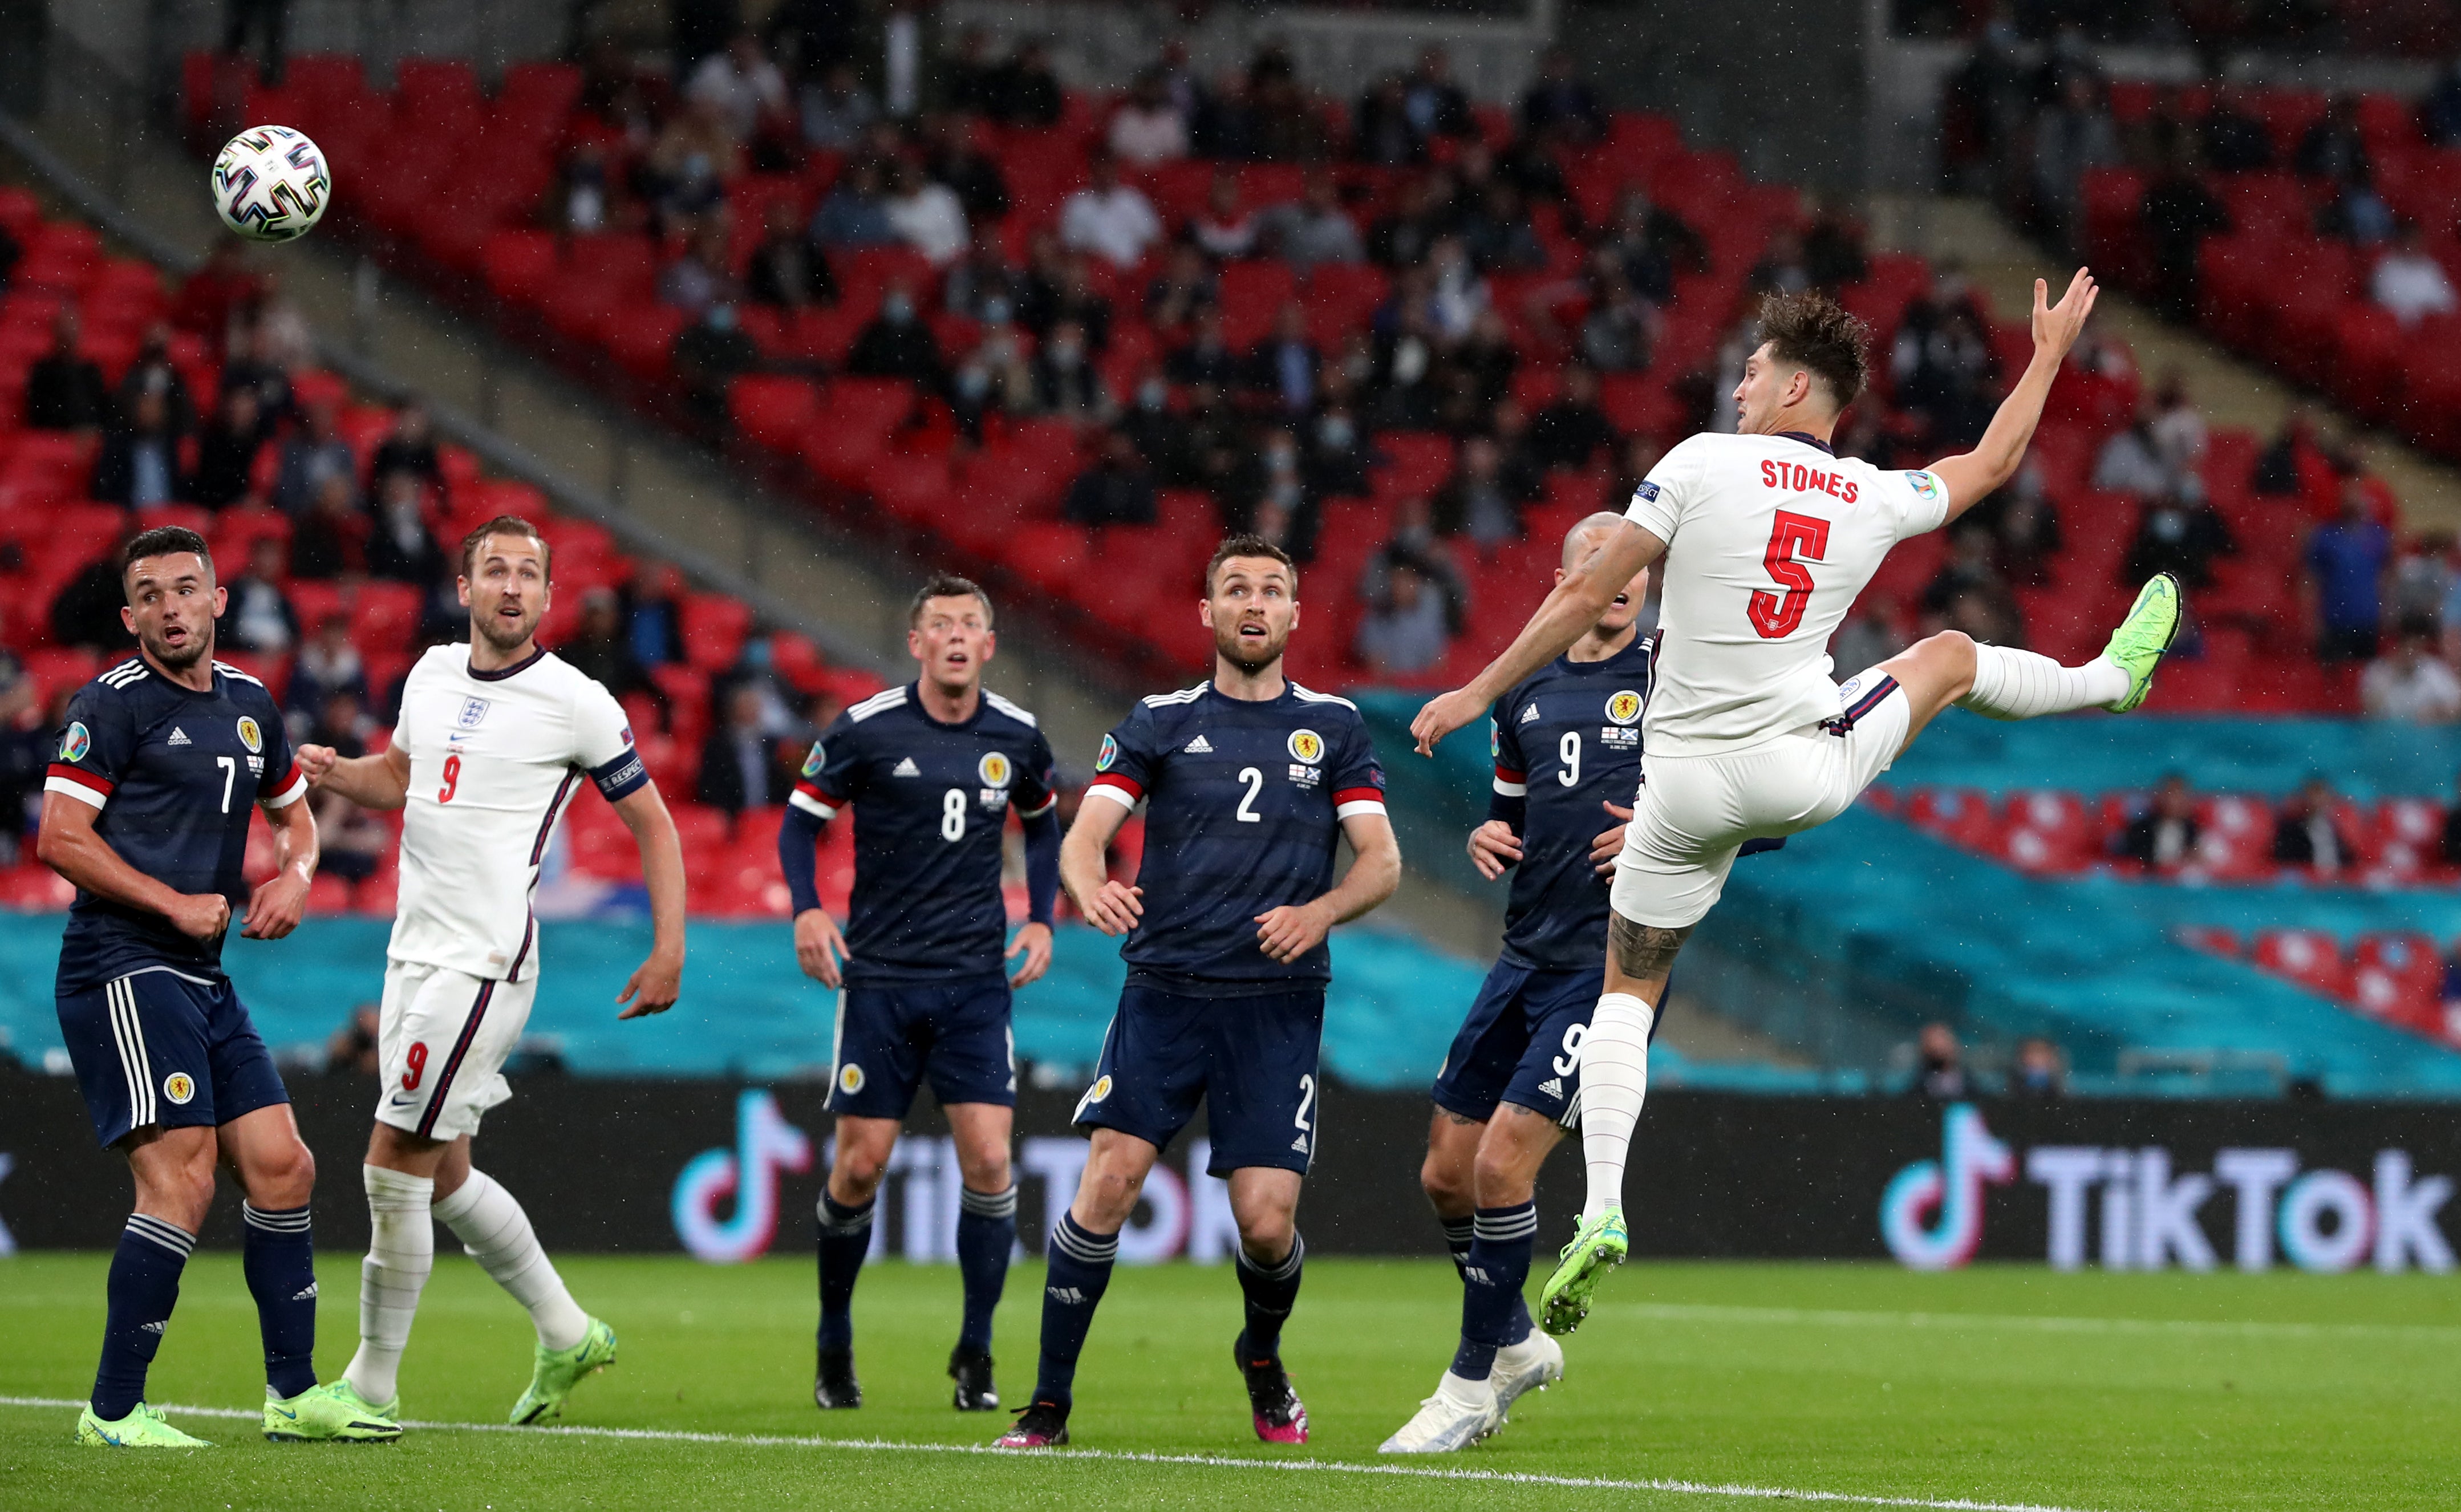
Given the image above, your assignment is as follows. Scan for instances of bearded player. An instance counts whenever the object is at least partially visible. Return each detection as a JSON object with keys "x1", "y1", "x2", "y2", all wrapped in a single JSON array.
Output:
[
  {"x1": 1410, "y1": 273, "x2": 2182, "y2": 1332},
  {"x1": 294, "y1": 516, "x2": 688, "y2": 1434},
  {"x1": 994, "y1": 535, "x2": 1401, "y2": 1450}
]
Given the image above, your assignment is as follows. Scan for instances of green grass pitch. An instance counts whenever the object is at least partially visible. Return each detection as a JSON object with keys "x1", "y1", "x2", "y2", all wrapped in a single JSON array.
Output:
[{"x1": 2, "y1": 1252, "x2": 2456, "y2": 1509}]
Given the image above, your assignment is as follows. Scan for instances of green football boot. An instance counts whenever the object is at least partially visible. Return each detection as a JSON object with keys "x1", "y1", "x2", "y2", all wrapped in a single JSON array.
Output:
[
  {"x1": 1538, "y1": 1206, "x2": 1629, "y2": 1337},
  {"x1": 76, "y1": 1402, "x2": 213, "y2": 1448},
  {"x1": 2100, "y1": 573, "x2": 2185, "y2": 713},
  {"x1": 510, "y1": 1315, "x2": 618, "y2": 1425},
  {"x1": 263, "y1": 1380, "x2": 402, "y2": 1442}
]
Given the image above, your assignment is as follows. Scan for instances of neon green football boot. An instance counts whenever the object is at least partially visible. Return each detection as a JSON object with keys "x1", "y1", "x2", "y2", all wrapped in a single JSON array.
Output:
[
  {"x1": 76, "y1": 1402, "x2": 213, "y2": 1448},
  {"x1": 2100, "y1": 573, "x2": 2185, "y2": 713},
  {"x1": 1538, "y1": 1206, "x2": 1629, "y2": 1337},
  {"x1": 263, "y1": 1379, "x2": 402, "y2": 1442},
  {"x1": 510, "y1": 1315, "x2": 618, "y2": 1425}
]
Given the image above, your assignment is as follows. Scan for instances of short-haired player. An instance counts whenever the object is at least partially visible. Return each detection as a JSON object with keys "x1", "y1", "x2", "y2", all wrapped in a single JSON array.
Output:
[
  {"x1": 295, "y1": 517, "x2": 688, "y2": 1433},
  {"x1": 1410, "y1": 272, "x2": 2182, "y2": 1332}
]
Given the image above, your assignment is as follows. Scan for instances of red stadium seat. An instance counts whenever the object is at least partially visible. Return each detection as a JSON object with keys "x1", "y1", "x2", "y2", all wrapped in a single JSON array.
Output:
[
  {"x1": 682, "y1": 593, "x2": 754, "y2": 672},
  {"x1": 1901, "y1": 788, "x2": 1998, "y2": 851},
  {"x1": 1998, "y1": 789, "x2": 2093, "y2": 874},
  {"x1": 2252, "y1": 930, "x2": 2350, "y2": 998}
]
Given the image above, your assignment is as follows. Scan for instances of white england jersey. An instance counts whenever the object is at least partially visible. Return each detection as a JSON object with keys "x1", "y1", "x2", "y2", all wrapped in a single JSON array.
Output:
[
  {"x1": 1624, "y1": 431, "x2": 1950, "y2": 757},
  {"x1": 386, "y1": 644, "x2": 648, "y2": 982}
]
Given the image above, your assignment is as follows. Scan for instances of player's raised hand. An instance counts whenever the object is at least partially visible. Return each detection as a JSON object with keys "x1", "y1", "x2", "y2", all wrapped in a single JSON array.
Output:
[
  {"x1": 1590, "y1": 799, "x2": 1634, "y2": 875},
  {"x1": 1006, "y1": 920, "x2": 1054, "y2": 987},
  {"x1": 167, "y1": 890, "x2": 230, "y2": 941},
  {"x1": 241, "y1": 870, "x2": 309, "y2": 939},
  {"x1": 1409, "y1": 688, "x2": 1485, "y2": 756},
  {"x1": 1078, "y1": 879, "x2": 1144, "y2": 937},
  {"x1": 1467, "y1": 819, "x2": 1524, "y2": 880},
  {"x1": 1255, "y1": 900, "x2": 1332, "y2": 963},
  {"x1": 793, "y1": 908, "x2": 848, "y2": 987},
  {"x1": 294, "y1": 743, "x2": 339, "y2": 787},
  {"x1": 2032, "y1": 267, "x2": 2099, "y2": 362},
  {"x1": 617, "y1": 946, "x2": 683, "y2": 1019}
]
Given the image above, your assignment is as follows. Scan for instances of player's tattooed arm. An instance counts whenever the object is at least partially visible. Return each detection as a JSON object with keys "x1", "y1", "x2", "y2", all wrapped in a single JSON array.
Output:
[{"x1": 1608, "y1": 914, "x2": 1692, "y2": 982}]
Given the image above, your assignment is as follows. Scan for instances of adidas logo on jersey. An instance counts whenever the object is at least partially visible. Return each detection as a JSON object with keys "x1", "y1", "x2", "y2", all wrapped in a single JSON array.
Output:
[
  {"x1": 1047, "y1": 1286, "x2": 1088, "y2": 1304},
  {"x1": 293, "y1": 1282, "x2": 319, "y2": 1302},
  {"x1": 1538, "y1": 1077, "x2": 1564, "y2": 1098},
  {"x1": 1184, "y1": 735, "x2": 1213, "y2": 753},
  {"x1": 1520, "y1": 704, "x2": 1540, "y2": 723},
  {"x1": 1291, "y1": 1134, "x2": 1311, "y2": 1154},
  {"x1": 891, "y1": 757, "x2": 922, "y2": 777},
  {"x1": 140, "y1": 1320, "x2": 167, "y2": 1334},
  {"x1": 167, "y1": 727, "x2": 190, "y2": 746}
]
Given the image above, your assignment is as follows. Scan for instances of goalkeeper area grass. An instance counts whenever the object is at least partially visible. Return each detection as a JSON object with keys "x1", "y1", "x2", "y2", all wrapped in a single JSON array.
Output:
[{"x1": 2, "y1": 1252, "x2": 2455, "y2": 1510}]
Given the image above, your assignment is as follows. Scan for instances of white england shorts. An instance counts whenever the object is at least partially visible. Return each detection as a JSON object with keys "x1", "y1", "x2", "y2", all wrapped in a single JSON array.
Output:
[
  {"x1": 372, "y1": 959, "x2": 537, "y2": 1141},
  {"x1": 1609, "y1": 667, "x2": 1912, "y2": 930}
]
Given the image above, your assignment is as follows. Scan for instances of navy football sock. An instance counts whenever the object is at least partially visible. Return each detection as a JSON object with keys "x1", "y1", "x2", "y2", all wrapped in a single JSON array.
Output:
[
  {"x1": 954, "y1": 1183, "x2": 1017, "y2": 1355},
  {"x1": 1440, "y1": 1215, "x2": 1474, "y2": 1280},
  {"x1": 93, "y1": 1214, "x2": 193, "y2": 1419},
  {"x1": 1450, "y1": 1201, "x2": 1539, "y2": 1381},
  {"x1": 1234, "y1": 1233, "x2": 1305, "y2": 1363},
  {"x1": 1031, "y1": 1213, "x2": 1117, "y2": 1409},
  {"x1": 241, "y1": 1202, "x2": 319, "y2": 1400},
  {"x1": 816, "y1": 1192, "x2": 874, "y2": 1353}
]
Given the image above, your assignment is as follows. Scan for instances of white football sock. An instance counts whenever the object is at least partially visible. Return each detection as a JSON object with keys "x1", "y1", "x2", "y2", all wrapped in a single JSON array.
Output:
[
  {"x1": 344, "y1": 1164, "x2": 434, "y2": 1406},
  {"x1": 433, "y1": 1169, "x2": 589, "y2": 1351},
  {"x1": 1956, "y1": 646, "x2": 2130, "y2": 721},
  {"x1": 1579, "y1": 992, "x2": 1655, "y2": 1224}
]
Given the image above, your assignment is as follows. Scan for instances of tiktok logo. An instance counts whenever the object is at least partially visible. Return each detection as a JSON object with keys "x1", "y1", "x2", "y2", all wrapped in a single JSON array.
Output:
[
  {"x1": 672, "y1": 1091, "x2": 813, "y2": 1263},
  {"x1": 1880, "y1": 1104, "x2": 2014, "y2": 1270}
]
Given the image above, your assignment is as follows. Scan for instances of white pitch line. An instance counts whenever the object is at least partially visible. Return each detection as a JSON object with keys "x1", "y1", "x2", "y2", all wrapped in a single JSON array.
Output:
[
  {"x1": 0, "y1": 1394, "x2": 2113, "y2": 1512},
  {"x1": 1611, "y1": 1302, "x2": 2461, "y2": 1342}
]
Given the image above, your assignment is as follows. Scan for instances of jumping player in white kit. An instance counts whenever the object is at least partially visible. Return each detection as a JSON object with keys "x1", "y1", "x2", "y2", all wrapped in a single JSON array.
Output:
[
  {"x1": 1409, "y1": 271, "x2": 2184, "y2": 1336},
  {"x1": 291, "y1": 514, "x2": 688, "y2": 1434}
]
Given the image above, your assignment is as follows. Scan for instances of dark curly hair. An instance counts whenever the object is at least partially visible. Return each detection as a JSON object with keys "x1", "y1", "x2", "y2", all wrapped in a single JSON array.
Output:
[{"x1": 1757, "y1": 290, "x2": 1871, "y2": 411}]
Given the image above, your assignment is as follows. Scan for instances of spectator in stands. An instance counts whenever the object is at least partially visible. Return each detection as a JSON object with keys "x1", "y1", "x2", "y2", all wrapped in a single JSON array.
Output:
[
  {"x1": 2440, "y1": 768, "x2": 2461, "y2": 869},
  {"x1": 561, "y1": 587, "x2": 658, "y2": 706},
  {"x1": 286, "y1": 615, "x2": 368, "y2": 733},
  {"x1": 1142, "y1": 242, "x2": 1219, "y2": 342},
  {"x1": 1969, "y1": 469, "x2": 2063, "y2": 588},
  {"x1": 2010, "y1": 1037, "x2": 2066, "y2": 1099},
  {"x1": 845, "y1": 281, "x2": 948, "y2": 391},
  {"x1": 626, "y1": 562, "x2": 689, "y2": 668},
  {"x1": 812, "y1": 157, "x2": 899, "y2": 249},
  {"x1": 1602, "y1": 186, "x2": 1706, "y2": 306},
  {"x1": 939, "y1": 27, "x2": 1000, "y2": 116},
  {"x1": 188, "y1": 385, "x2": 268, "y2": 510},
  {"x1": 1033, "y1": 318, "x2": 1112, "y2": 425},
  {"x1": 2201, "y1": 86, "x2": 2275, "y2": 172},
  {"x1": 117, "y1": 323, "x2": 196, "y2": 439},
  {"x1": 659, "y1": 221, "x2": 736, "y2": 315},
  {"x1": 1830, "y1": 596, "x2": 1899, "y2": 680},
  {"x1": 2252, "y1": 407, "x2": 2322, "y2": 496},
  {"x1": 552, "y1": 140, "x2": 622, "y2": 234},
  {"x1": 950, "y1": 312, "x2": 1035, "y2": 435},
  {"x1": 671, "y1": 300, "x2": 764, "y2": 430},
  {"x1": 1527, "y1": 363, "x2": 1617, "y2": 472},
  {"x1": 800, "y1": 60, "x2": 878, "y2": 152},
  {"x1": 1193, "y1": 64, "x2": 1262, "y2": 161},
  {"x1": 370, "y1": 399, "x2": 446, "y2": 500},
  {"x1": 1060, "y1": 154, "x2": 1163, "y2": 270},
  {"x1": 2142, "y1": 147, "x2": 2229, "y2": 321},
  {"x1": 2123, "y1": 479, "x2": 2235, "y2": 589},
  {"x1": 2294, "y1": 95, "x2": 2370, "y2": 184},
  {"x1": 365, "y1": 471, "x2": 447, "y2": 584},
  {"x1": 1303, "y1": 395, "x2": 1372, "y2": 497},
  {"x1": 1243, "y1": 302, "x2": 1321, "y2": 419},
  {"x1": 1355, "y1": 561, "x2": 1452, "y2": 676},
  {"x1": 1017, "y1": 243, "x2": 1115, "y2": 352},
  {"x1": 290, "y1": 475, "x2": 368, "y2": 580},
  {"x1": 1431, "y1": 435, "x2": 1526, "y2": 548},
  {"x1": 1402, "y1": 46, "x2": 1473, "y2": 143},
  {"x1": 1575, "y1": 266, "x2": 1657, "y2": 377},
  {"x1": 2371, "y1": 222, "x2": 2458, "y2": 329},
  {"x1": 312, "y1": 772, "x2": 390, "y2": 889},
  {"x1": 217, "y1": 322, "x2": 297, "y2": 427},
  {"x1": 1166, "y1": 306, "x2": 1240, "y2": 389},
  {"x1": 1921, "y1": 522, "x2": 2023, "y2": 642},
  {"x1": 1519, "y1": 46, "x2": 1604, "y2": 144},
  {"x1": 1267, "y1": 173, "x2": 1365, "y2": 274},
  {"x1": 2361, "y1": 623, "x2": 2461, "y2": 724},
  {"x1": 1062, "y1": 429, "x2": 1158, "y2": 527},
  {"x1": 2272, "y1": 775, "x2": 2355, "y2": 876},
  {"x1": 50, "y1": 546, "x2": 133, "y2": 651},
  {"x1": 0, "y1": 663, "x2": 46, "y2": 861},
  {"x1": 1221, "y1": 427, "x2": 1320, "y2": 561},
  {"x1": 24, "y1": 308, "x2": 110, "y2": 432},
  {"x1": 1190, "y1": 169, "x2": 1260, "y2": 261},
  {"x1": 883, "y1": 159, "x2": 970, "y2": 267},
  {"x1": 224, "y1": 537, "x2": 298, "y2": 654},
  {"x1": 2093, "y1": 403, "x2": 2176, "y2": 495},
  {"x1": 2031, "y1": 72, "x2": 2119, "y2": 253},
  {"x1": 1250, "y1": 62, "x2": 1332, "y2": 164},
  {"x1": 272, "y1": 398, "x2": 355, "y2": 516},
  {"x1": 2426, "y1": 59, "x2": 2461, "y2": 148},
  {"x1": 987, "y1": 40, "x2": 1065, "y2": 128},
  {"x1": 2390, "y1": 532, "x2": 2452, "y2": 626},
  {"x1": 2305, "y1": 483, "x2": 2393, "y2": 662},
  {"x1": 699, "y1": 684, "x2": 793, "y2": 817},
  {"x1": 2148, "y1": 370, "x2": 2208, "y2": 479},
  {"x1": 2117, "y1": 772, "x2": 2201, "y2": 872},
  {"x1": 1908, "y1": 1021, "x2": 1970, "y2": 1099},
  {"x1": 943, "y1": 230, "x2": 1022, "y2": 324},
  {"x1": 1425, "y1": 236, "x2": 1488, "y2": 339},
  {"x1": 327, "y1": 1004, "x2": 382, "y2": 1077},
  {"x1": 1369, "y1": 173, "x2": 1454, "y2": 271},
  {"x1": 2317, "y1": 163, "x2": 2395, "y2": 246},
  {"x1": 1356, "y1": 74, "x2": 1427, "y2": 167},
  {"x1": 1799, "y1": 201, "x2": 1871, "y2": 291},
  {"x1": 643, "y1": 96, "x2": 738, "y2": 236},
  {"x1": 170, "y1": 236, "x2": 265, "y2": 347},
  {"x1": 1894, "y1": 302, "x2": 1998, "y2": 449},
  {"x1": 90, "y1": 389, "x2": 183, "y2": 510},
  {"x1": 687, "y1": 29, "x2": 792, "y2": 147},
  {"x1": 1109, "y1": 68, "x2": 1189, "y2": 165}
]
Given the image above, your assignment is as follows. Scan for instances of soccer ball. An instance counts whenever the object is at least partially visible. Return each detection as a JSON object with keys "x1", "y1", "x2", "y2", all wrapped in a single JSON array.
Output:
[{"x1": 211, "y1": 125, "x2": 331, "y2": 243}]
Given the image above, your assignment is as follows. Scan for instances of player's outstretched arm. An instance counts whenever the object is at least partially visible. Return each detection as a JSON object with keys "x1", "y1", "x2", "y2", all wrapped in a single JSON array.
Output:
[
  {"x1": 296, "y1": 740, "x2": 411, "y2": 811},
  {"x1": 1062, "y1": 791, "x2": 1143, "y2": 936},
  {"x1": 1255, "y1": 812, "x2": 1402, "y2": 964},
  {"x1": 1409, "y1": 520, "x2": 1667, "y2": 755},
  {"x1": 1926, "y1": 268, "x2": 2099, "y2": 523},
  {"x1": 611, "y1": 781, "x2": 687, "y2": 1018},
  {"x1": 241, "y1": 789, "x2": 319, "y2": 940},
  {"x1": 34, "y1": 793, "x2": 229, "y2": 940}
]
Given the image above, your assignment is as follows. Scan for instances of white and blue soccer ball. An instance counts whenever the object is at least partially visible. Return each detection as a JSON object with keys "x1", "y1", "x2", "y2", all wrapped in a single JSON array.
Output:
[{"x1": 211, "y1": 125, "x2": 331, "y2": 243}]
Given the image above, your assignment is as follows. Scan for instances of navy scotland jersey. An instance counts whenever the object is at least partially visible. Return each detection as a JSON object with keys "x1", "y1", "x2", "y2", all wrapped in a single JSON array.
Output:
[
  {"x1": 47, "y1": 658, "x2": 306, "y2": 994},
  {"x1": 790, "y1": 683, "x2": 1056, "y2": 984},
  {"x1": 1085, "y1": 682, "x2": 1385, "y2": 993},
  {"x1": 1487, "y1": 639, "x2": 1653, "y2": 970}
]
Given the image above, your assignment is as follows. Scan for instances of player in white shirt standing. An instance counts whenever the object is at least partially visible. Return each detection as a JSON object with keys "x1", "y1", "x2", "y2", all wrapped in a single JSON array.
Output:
[
  {"x1": 1410, "y1": 271, "x2": 2184, "y2": 1341},
  {"x1": 291, "y1": 515, "x2": 688, "y2": 1436}
]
